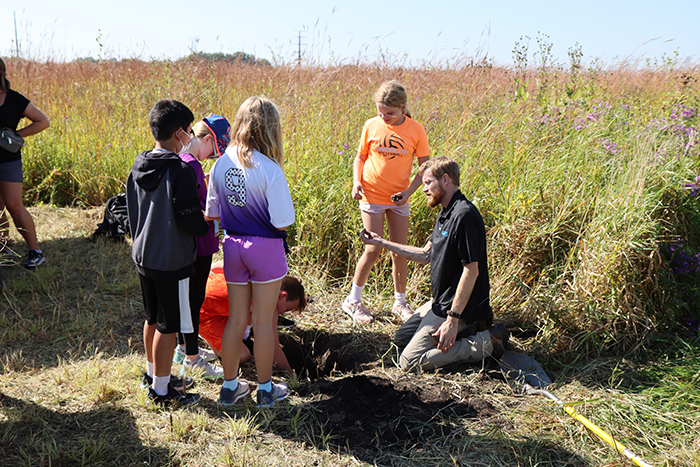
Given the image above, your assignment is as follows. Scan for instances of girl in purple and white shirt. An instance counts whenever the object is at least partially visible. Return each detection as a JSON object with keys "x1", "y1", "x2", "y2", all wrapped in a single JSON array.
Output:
[{"x1": 205, "y1": 96, "x2": 294, "y2": 408}]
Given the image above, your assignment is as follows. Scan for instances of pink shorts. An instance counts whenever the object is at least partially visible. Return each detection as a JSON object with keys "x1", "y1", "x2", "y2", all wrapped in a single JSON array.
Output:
[
  {"x1": 359, "y1": 201, "x2": 410, "y2": 217},
  {"x1": 222, "y1": 234, "x2": 288, "y2": 285}
]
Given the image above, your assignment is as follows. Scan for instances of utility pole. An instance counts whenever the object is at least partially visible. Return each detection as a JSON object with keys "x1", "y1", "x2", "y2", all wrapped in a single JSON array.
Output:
[
  {"x1": 14, "y1": 11, "x2": 20, "y2": 57},
  {"x1": 296, "y1": 30, "x2": 305, "y2": 66}
]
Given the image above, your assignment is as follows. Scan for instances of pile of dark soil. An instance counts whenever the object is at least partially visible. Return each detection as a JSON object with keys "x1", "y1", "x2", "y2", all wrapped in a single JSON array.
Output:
[
  {"x1": 296, "y1": 374, "x2": 505, "y2": 454},
  {"x1": 266, "y1": 328, "x2": 511, "y2": 461}
]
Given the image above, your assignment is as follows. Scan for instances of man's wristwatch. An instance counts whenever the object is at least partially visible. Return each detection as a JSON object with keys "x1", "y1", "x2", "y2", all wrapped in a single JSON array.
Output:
[{"x1": 447, "y1": 311, "x2": 461, "y2": 319}]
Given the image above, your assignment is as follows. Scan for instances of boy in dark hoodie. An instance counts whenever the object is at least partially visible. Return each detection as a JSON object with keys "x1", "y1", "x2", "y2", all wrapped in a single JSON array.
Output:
[{"x1": 126, "y1": 99, "x2": 209, "y2": 407}]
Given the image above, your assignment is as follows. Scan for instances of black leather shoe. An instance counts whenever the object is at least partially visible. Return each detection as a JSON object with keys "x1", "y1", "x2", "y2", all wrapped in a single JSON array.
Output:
[{"x1": 487, "y1": 324, "x2": 510, "y2": 359}]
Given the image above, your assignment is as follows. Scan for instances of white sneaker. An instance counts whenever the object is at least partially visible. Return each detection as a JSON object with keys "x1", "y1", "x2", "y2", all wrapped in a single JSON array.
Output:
[
  {"x1": 342, "y1": 298, "x2": 373, "y2": 324},
  {"x1": 198, "y1": 346, "x2": 218, "y2": 362},
  {"x1": 392, "y1": 302, "x2": 415, "y2": 322},
  {"x1": 173, "y1": 345, "x2": 186, "y2": 364},
  {"x1": 181, "y1": 356, "x2": 224, "y2": 380}
]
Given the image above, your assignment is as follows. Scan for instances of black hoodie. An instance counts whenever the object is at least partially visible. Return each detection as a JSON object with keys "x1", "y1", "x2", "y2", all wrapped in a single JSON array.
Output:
[{"x1": 126, "y1": 150, "x2": 208, "y2": 280}]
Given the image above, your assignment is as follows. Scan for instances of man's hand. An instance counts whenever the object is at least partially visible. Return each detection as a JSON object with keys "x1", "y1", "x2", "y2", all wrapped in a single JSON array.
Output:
[
  {"x1": 359, "y1": 228, "x2": 383, "y2": 246},
  {"x1": 432, "y1": 317, "x2": 459, "y2": 352}
]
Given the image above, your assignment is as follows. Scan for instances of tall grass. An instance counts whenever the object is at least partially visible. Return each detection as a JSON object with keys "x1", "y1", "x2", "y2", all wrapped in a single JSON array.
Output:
[{"x1": 7, "y1": 57, "x2": 700, "y2": 356}]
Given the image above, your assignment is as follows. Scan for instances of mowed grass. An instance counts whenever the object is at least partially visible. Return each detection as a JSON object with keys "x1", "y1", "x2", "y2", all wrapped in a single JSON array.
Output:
[{"x1": 1, "y1": 55, "x2": 699, "y2": 465}]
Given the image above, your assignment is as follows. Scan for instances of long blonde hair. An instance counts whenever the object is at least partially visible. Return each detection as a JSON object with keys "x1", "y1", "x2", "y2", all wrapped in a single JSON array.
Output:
[
  {"x1": 230, "y1": 96, "x2": 284, "y2": 168},
  {"x1": 373, "y1": 80, "x2": 412, "y2": 118},
  {"x1": 192, "y1": 120, "x2": 211, "y2": 139}
]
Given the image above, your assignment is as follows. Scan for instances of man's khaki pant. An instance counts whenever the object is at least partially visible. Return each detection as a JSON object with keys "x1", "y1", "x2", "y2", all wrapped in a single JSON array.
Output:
[{"x1": 396, "y1": 300, "x2": 493, "y2": 371}]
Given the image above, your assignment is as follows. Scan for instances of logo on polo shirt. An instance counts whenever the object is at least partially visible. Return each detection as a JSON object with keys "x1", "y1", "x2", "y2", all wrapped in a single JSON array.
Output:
[{"x1": 441, "y1": 230, "x2": 448, "y2": 237}]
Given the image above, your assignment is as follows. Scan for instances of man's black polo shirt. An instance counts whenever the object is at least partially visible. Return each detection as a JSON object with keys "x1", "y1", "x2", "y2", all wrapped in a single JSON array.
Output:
[{"x1": 430, "y1": 190, "x2": 492, "y2": 323}]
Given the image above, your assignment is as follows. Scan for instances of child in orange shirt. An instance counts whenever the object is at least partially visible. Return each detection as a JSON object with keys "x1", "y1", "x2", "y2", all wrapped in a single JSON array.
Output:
[
  {"x1": 343, "y1": 81, "x2": 430, "y2": 324},
  {"x1": 198, "y1": 263, "x2": 306, "y2": 375}
]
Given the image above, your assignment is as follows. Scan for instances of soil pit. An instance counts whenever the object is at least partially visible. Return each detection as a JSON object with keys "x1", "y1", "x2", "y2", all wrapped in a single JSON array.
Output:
[{"x1": 278, "y1": 330, "x2": 379, "y2": 379}]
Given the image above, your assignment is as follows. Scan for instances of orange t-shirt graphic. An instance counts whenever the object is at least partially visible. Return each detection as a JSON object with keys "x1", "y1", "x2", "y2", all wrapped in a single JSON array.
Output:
[{"x1": 358, "y1": 115, "x2": 430, "y2": 205}]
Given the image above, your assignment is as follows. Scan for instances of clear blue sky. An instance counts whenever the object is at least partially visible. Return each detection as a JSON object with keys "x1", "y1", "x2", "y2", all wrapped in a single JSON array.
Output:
[{"x1": 2, "y1": 0, "x2": 699, "y2": 67}]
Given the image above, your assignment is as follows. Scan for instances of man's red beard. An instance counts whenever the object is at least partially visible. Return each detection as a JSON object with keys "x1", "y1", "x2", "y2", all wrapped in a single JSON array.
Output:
[{"x1": 427, "y1": 183, "x2": 446, "y2": 208}]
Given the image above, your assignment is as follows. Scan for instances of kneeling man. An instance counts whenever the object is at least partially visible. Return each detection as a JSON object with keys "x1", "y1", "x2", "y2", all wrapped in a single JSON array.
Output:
[{"x1": 360, "y1": 156, "x2": 508, "y2": 371}]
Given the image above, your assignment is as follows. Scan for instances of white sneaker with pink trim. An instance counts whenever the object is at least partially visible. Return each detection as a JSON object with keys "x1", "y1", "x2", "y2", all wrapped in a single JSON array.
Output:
[
  {"x1": 342, "y1": 298, "x2": 374, "y2": 324},
  {"x1": 392, "y1": 302, "x2": 415, "y2": 322}
]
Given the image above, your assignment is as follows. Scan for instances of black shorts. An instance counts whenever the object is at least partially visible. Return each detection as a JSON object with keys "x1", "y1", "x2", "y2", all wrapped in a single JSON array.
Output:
[
  {"x1": 0, "y1": 160, "x2": 23, "y2": 183},
  {"x1": 139, "y1": 273, "x2": 193, "y2": 334}
]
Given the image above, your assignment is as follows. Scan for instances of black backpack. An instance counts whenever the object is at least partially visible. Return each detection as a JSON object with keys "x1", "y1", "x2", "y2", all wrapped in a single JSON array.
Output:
[{"x1": 92, "y1": 193, "x2": 130, "y2": 242}]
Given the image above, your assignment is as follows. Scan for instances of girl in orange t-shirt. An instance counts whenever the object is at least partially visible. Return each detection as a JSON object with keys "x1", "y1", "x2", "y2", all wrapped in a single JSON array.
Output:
[{"x1": 343, "y1": 80, "x2": 430, "y2": 324}]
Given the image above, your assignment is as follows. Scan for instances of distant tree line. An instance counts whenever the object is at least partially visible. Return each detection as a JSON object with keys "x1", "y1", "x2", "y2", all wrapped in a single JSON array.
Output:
[
  {"x1": 73, "y1": 52, "x2": 271, "y2": 66},
  {"x1": 184, "y1": 52, "x2": 271, "y2": 67}
]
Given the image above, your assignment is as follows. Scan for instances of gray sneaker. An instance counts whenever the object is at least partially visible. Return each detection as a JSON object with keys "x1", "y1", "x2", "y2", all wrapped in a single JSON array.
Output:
[
  {"x1": 256, "y1": 381, "x2": 289, "y2": 408},
  {"x1": 218, "y1": 381, "x2": 250, "y2": 407},
  {"x1": 198, "y1": 346, "x2": 218, "y2": 362},
  {"x1": 181, "y1": 356, "x2": 224, "y2": 380}
]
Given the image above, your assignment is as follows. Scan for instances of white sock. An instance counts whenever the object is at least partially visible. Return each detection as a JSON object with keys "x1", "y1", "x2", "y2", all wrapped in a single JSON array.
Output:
[
  {"x1": 348, "y1": 283, "x2": 364, "y2": 303},
  {"x1": 146, "y1": 361, "x2": 154, "y2": 378},
  {"x1": 153, "y1": 375, "x2": 170, "y2": 396},
  {"x1": 394, "y1": 292, "x2": 407, "y2": 306}
]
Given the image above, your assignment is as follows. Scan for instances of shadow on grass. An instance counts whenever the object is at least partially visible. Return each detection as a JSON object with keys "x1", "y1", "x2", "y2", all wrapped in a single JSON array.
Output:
[
  {"x1": 0, "y1": 392, "x2": 175, "y2": 466},
  {"x1": 1, "y1": 236, "x2": 141, "y2": 368}
]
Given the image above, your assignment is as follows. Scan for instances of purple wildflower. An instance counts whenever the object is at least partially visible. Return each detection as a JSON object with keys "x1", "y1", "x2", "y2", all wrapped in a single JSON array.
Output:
[
  {"x1": 669, "y1": 239, "x2": 700, "y2": 275},
  {"x1": 681, "y1": 108, "x2": 696, "y2": 119},
  {"x1": 685, "y1": 176, "x2": 700, "y2": 198},
  {"x1": 599, "y1": 138, "x2": 621, "y2": 154},
  {"x1": 670, "y1": 104, "x2": 697, "y2": 120}
]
